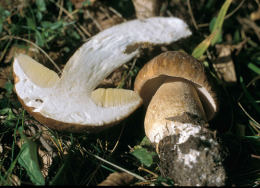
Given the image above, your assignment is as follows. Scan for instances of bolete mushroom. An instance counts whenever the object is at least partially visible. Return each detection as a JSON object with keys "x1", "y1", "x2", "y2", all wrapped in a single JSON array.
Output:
[
  {"x1": 13, "y1": 17, "x2": 191, "y2": 132},
  {"x1": 134, "y1": 51, "x2": 227, "y2": 186}
]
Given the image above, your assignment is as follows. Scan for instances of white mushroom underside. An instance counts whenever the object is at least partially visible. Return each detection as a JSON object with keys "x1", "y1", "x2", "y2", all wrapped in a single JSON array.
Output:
[{"x1": 13, "y1": 17, "x2": 191, "y2": 126}]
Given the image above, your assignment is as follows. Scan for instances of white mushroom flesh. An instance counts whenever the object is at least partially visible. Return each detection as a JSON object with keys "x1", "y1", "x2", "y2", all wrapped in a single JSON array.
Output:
[{"x1": 13, "y1": 17, "x2": 192, "y2": 126}]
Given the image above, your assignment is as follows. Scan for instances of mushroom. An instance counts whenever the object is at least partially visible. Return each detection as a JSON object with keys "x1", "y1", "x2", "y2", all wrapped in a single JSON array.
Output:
[
  {"x1": 134, "y1": 51, "x2": 227, "y2": 186},
  {"x1": 13, "y1": 17, "x2": 191, "y2": 132}
]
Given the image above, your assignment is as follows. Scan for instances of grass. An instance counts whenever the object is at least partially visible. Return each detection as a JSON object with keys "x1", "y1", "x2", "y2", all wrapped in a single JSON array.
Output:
[{"x1": 0, "y1": 0, "x2": 260, "y2": 186}]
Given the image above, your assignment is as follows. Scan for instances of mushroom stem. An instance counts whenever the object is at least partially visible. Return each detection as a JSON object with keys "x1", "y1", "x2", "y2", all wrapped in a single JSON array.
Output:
[
  {"x1": 144, "y1": 79, "x2": 206, "y2": 144},
  {"x1": 144, "y1": 79, "x2": 227, "y2": 186}
]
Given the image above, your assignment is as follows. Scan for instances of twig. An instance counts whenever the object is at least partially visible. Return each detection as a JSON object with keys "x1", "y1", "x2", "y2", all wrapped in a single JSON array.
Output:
[
  {"x1": 225, "y1": 0, "x2": 246, "y2": 19},
  {"x1": 251, "y1": 154, "x2": 260, "y2": 159},
  {"x1": 238, "y1": 17, "x2": 260, "y2": 41},
  {"x1": 87, "y1": 151, "x2": 147, "y2": 182},
  {"x1": 238, "y1": 75, "x2": 260, "y2": 101},
  {"x1": 57, "y1": 0, "x2": 64, "y2": 20},
  {"x1": 50, "y1": 0, "x2": 91, "y2": 37},
  {"x1": 197, "y1": 23, "x2": 209, "y2": 28},
  {"x1": 72, "y1": 23, "x2": 87, "y2": 40},
  {"x1": 161, "y1": 182, "x2": 170, "y2": 186},
  {"x1": 85, "y1": 10, "x2": 103, "y2": 31},
  {"x1": 187, "y1": 0, "x2": 198, "y2": 30},
  {"x1": 237, "y1": 102, "x2": 260, "y2": 131},
  {"x1": 108, "y1": 6, "x2": 127, "y2": 21},
  {"x1": 134, "y1": 181, "x2": 155, "y2": 186},
  {"x1": 0, "y1": 37, "x2": 12, "y2": 63},
  {"x1": 0, "y1": 35, "x2": 62, "y2": 75},
  {"x1": 246, "y1": 75, "x2": 260, "y2": 88},
  {"x1": 138, "y1": 166, "x2": 158, "y2": 178},
  {"x1": 50, "y1": 0, "x2": 74, "y2": 19},
  {"x1": 76, "y1": 23, "x2": 92, "y2": 38},
  {"x1": 110, "y1": 123, "x2": 126, "y2": 153},
  {"x1": 249, "y1": 120, "x2": 260, "y2": 134},
  {"x1": 99, "y1": 6, "x2": 112, "y2": 20}
]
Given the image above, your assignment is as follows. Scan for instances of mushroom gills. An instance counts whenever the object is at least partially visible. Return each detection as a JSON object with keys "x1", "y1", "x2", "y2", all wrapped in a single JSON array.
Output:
[
  {"x1": 144, "y1": 79, "x2": 207, "y2": 144},
  {"x1": 91, "y1": 88, "x2": 142, "y2": 107}
]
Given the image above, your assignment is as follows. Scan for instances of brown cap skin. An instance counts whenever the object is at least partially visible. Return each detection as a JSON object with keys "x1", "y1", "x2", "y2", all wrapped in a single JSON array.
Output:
[
  {"x1": 13, "y1": 68, "x2": 141, "y2": 133},
  {"x1": 134, "y1": 51, "x2": 218, "y2": 121}
]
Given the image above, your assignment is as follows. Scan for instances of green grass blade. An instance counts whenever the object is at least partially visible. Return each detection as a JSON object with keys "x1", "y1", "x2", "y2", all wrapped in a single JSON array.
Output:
[
  {"x1": 100, "y1": 165, "x2": 116, "y2": 173},
  {"x1": 192, "y1": 0, "x2": 232, "y2": 59},
  {"x1": 211, "y1": 0, "x2": 232, "y2": 45},
  {"x1": 192, "y1": 30, "x2": 217, "y2": 59},
  {"x1": 240, "y1": 76, "x2": 260, "y2": 115},
  {"x1": 248, "y1": 63, "x2": 260, "y2": 75},
  {"x1": 3, "y1": 151, "x2": 22, "y2": 184},
  {"x1": 18, "y1": 127, "x2": 45, "y2": 185}
]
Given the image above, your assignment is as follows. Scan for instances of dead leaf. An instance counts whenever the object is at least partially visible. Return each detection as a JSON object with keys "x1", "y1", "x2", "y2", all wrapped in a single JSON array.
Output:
[
  {"x1": 98, "y1": 172, "x2": 134, "y2": 186},
  {"x1": 213, "y1": 44, "x2": 237, "y2": 83},
  {"x1": 38, "y1": 147, "x2": 53, "y2": 178},
  {"x1": 70, "y1": 0, "x2": 96, "y2": 9},
  {"x1": 97, "y1": 66, "x2": 127, "y2": 88},
  {"x1": 0, "y1": 166, "x2": 21, "y2": 186},
  {"x1": 4, "y1": 44, "x2": 42, "y2": 63},
  {"x1": 96, "y1": 12, "x2": 123, "y2": 30},
  {"x1": 9, "y1": 174, "x2": 21, "y2": 186},
  {"x1": 0, "y1": 66, "x2": 12, "y2": 89},
  {"x1": 132, "y1": 0, "x2": 162, "y2": 19},
  {"x1": 1, "y1": 44, "x2": 48, "y2": 88},
  {"x1": 84, "y1": 8, "x2": 123, "y2": 31},
  {"x1": 250, "y1": 8, "x2": 260, "y2": 21}
]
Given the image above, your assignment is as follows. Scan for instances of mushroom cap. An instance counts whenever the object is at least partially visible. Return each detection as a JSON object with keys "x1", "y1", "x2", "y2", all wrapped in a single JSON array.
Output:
[
  {"x1": 13, "y1": 54, "x2": 142, "y2": 133},
  {"x1": 134, "y1": 51, "x2": 218, "y2": 121},
  {"x1": 13, "y1": 18, "x2": 192, "y2": 132}
]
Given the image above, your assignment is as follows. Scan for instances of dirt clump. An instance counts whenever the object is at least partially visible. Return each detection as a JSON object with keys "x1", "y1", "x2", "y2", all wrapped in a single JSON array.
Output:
[{"x1": 158, "y1": 125, "x2": 229, "y2": 186}]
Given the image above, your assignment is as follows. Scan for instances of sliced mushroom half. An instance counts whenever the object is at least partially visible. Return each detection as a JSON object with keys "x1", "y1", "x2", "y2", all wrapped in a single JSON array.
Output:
[{"x1": 13, "y1": 17, "x2": 191, "y2": 132}]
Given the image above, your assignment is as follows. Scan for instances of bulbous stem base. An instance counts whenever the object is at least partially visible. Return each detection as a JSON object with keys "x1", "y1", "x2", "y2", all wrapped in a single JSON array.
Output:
[{"x1": 158, "y1": 123, "x2": 228, "y2": 186}]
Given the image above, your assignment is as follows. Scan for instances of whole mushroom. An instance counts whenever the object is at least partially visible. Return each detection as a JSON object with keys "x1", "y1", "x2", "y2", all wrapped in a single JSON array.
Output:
[{"x1": 134, "y1": 51, "x2": 228, "y2": 186}]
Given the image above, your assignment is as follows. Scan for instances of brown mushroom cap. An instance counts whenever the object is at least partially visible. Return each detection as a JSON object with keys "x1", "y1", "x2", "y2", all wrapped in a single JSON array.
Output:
[{"x1": 134, "y1": 51, "x2": 218, "y2": 121}]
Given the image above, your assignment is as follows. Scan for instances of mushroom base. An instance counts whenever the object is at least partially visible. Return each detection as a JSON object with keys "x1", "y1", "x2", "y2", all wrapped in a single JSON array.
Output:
[{"x1": 158, "y1": 125, "x2": 228, "y2": 186}]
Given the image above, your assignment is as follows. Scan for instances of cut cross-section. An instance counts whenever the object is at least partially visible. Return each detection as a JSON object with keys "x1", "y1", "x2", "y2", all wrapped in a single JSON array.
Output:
[{"x1": 13, "y1": 17, "x2": 191, "y2": 132}]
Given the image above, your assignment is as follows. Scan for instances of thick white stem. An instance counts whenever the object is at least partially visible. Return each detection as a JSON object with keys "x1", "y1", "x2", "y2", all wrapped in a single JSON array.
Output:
[{"x1": 144, "y1": 80, "x2": 206, "y2": 144}]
